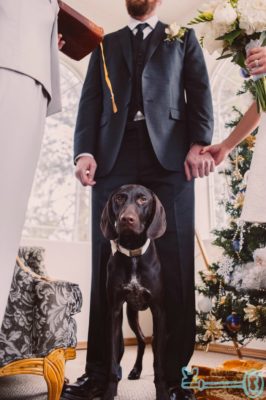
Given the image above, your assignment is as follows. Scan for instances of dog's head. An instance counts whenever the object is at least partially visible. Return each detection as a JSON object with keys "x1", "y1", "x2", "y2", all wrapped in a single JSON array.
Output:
[{"x1": 100, "y1": 184, "x2": 166, "y2": 242}]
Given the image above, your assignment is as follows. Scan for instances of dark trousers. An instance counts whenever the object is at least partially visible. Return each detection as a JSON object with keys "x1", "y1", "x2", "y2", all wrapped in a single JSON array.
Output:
[{"x1": 85, "y1": 120, "x2": 195, "y2": 385}]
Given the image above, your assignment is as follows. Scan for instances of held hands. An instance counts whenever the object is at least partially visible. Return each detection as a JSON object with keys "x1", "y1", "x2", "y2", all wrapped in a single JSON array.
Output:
[
  {"x1": 184, "y1": 144, "x2": 215, "y2": 181},
  {"x1": 246, "y1": 47, "x2": 266, "y2": 76},
  {"x1": 75, "y1": 156, "x2": 97, "y2": 186},
  {"x1": 200, "y1": 142, "x2": 231, "y2": 166}
]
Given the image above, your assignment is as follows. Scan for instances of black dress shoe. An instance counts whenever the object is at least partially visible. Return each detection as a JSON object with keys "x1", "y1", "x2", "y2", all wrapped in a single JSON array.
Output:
[
  {"x1": 61, "y1": 373, "x2": 105, "y2": 400},
  {"x1": 169, "y1": 386, "x2": 196, "y2": 400}
]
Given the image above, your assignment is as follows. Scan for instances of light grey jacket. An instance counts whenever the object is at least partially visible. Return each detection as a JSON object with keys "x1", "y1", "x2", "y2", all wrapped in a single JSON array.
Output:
[{"x1": 0, "y1": 0, "x2": 61, "y2": 115}]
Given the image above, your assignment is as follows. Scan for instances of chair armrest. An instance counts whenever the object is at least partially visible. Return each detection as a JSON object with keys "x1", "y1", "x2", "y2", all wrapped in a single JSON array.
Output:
[
  {"x1": 16, "y1": 256, "x2": 51, "y2": 282},
  {"x1": 32, "y1": 280, "x2": 82, "y2": 356}
]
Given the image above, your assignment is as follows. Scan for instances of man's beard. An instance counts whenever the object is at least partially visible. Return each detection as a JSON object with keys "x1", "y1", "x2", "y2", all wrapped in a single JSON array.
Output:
[{"x1": 126, "y1": 0, "x2": 157, "y2": 17}]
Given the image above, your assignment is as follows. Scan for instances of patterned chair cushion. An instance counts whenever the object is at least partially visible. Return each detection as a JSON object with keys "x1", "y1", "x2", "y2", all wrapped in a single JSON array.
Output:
[{"x1": 0, "y1": 248, "x2": 82, "y2": 368}]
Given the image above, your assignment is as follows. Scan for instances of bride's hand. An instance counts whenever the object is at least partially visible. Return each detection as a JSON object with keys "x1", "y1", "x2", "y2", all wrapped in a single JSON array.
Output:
[
  {"x1": 246, "y1": 47, "x2": 266, "y2": 75},
  {"x1": 200, "y1": 143, "x2": 231, "y2": 166}
]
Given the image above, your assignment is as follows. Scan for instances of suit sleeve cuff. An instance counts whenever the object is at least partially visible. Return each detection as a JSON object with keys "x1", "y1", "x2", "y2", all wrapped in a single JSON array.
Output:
[{"x1": 74, "y1": 153, "x2": 94, "y2": 165}]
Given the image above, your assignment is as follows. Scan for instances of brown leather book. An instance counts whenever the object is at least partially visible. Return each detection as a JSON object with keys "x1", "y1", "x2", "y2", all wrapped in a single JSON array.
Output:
[{"x1": 58, "y1": 1, "x2": 104, "y2": 61}]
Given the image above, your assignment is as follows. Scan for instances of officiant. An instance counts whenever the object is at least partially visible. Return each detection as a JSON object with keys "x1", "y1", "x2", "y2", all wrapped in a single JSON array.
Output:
[{"x1": 0, "y1": 0, "x2": 63, "y2": 324}]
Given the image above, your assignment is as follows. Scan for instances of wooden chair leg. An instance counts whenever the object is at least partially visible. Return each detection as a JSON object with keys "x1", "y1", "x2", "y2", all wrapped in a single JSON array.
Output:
[{"x1": 44, "y1": 349, "x2": 66, "y2": 400}]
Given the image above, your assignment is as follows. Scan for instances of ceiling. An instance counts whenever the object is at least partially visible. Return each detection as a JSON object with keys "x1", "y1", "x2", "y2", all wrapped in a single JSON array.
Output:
[{"x1": 65, "y1": 0, "x2": 203, "y2": 33}]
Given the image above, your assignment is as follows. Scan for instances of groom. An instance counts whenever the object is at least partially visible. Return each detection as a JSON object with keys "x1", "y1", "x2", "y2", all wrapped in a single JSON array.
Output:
[{"x1": 62, "y1": 0, "x2": 214, "y2": 399}]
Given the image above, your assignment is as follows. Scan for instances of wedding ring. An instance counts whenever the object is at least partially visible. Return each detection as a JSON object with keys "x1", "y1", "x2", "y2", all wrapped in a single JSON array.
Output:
[{"x1": 254, "y1": 59, "x2": 260, "y2": 68}]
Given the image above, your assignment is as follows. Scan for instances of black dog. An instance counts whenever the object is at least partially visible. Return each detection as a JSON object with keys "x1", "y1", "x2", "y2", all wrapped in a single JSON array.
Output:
[{"x1": 100, "y1": 184, "x2": 170, "y2": 400}]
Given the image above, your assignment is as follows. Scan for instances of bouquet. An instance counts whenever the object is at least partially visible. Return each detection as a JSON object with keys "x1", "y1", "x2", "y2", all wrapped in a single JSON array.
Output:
[{"x1": 189, "y1": 0, "x2": 266, "y2": 112}]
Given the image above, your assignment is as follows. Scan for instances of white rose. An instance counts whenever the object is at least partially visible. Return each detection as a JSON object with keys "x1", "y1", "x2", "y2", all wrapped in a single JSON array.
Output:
[
  {"x1": 237, "y1": 0, "x2": 266, "y2": 34},
  {"x1": 213, "y1": 1, "x2": 237, "y2": 26},
  {"x1": 165, "y1": 22, "x2": 181, "y2": 37}
]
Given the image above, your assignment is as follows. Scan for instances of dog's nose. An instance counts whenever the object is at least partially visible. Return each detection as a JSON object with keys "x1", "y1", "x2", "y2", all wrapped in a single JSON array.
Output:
[{"x1": 120, "y1": 213, "x2": 136, "y2": 225}]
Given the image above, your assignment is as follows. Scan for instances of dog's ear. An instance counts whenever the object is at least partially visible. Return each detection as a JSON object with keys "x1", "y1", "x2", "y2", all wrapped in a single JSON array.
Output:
[
  {"x1": 100, "y1": 197, "x2": 117, "y2": 240},
  {"x1": 146, "y1": 193, "x2": 167, "y2": 239}
]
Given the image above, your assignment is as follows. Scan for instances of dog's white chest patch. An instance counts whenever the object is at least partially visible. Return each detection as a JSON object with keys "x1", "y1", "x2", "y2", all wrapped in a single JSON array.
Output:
[
  {"x1": 123, "y1": 268, "x2": 151, "y2": 311},
  {"x1": 130, "y1": 273, "x2": 140, "y2": 286}
]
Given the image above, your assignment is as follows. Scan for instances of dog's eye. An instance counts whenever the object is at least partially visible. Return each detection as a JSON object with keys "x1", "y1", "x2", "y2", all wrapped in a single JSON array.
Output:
[
  {"x1": 114, "y1": 194, "x2": 126, "y2": 205},
  {"x1": 136, "y1": 195, "x2": 147, "y2": 205}
]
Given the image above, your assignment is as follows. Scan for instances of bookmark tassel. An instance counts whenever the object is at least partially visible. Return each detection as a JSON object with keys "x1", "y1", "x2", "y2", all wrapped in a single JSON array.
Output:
[{"x1": 100, "y1": 43, "x2": 118, "y2": 114}]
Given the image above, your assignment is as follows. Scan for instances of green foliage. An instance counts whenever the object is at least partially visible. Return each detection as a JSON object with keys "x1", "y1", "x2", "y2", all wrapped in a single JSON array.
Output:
[
  {"x1": 216, "y1": 29, "x2": 242, "y2": 45},
  {"x1": 188, "y1": 11, "x2": 213, "y2": 25}
]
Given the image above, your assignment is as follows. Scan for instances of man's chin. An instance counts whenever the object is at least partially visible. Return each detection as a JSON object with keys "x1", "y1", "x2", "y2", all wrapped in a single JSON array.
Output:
[{"x1": 126, "y1": 0, "x2": 157, "y2": 18}]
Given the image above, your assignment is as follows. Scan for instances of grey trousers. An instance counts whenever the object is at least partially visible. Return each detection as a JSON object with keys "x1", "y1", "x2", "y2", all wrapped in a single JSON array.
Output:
[{"x1": 0, "y1": 68, "x2": 47, "y2": 323}]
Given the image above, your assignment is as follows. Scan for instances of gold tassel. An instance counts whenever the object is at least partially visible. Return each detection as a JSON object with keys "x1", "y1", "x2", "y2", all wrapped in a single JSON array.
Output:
[{"x1": 100, "y1": 43, "x2": 118, "y2": 114}]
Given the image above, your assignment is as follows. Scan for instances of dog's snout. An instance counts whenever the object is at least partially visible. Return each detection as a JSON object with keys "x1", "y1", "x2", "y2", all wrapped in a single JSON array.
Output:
[{"x1": 120, "y1": 212, "x2": 136, "y2": 225}]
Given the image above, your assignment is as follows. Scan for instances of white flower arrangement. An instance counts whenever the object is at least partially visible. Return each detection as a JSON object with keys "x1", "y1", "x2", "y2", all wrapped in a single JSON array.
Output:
[
  {"x1": 238, "y1": 0, "x2": 266, "y2": 35},
  {"x1": 165, "y1": 22, "x2": 187, "y2": 42},
  {"x1": 189, "y1": 0, "x2": 266, "y2": 111}
]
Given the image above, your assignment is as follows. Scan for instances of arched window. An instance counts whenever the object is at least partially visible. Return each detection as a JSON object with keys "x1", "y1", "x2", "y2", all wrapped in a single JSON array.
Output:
[{"x1": 22, "y1": 62, "x2": 91, "y2": 242}]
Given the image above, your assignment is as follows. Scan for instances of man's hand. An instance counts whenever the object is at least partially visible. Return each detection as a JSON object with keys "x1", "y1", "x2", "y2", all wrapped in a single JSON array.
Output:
[
  {"x1": 58, "y1": 33, "x2": 66, "y2": 50},
  {"x1": 75, "y1": 156, "x2": 97, "y2": 186},
  {"x1": 184, "y1": 144, "x2": 215, "y2": 181}
]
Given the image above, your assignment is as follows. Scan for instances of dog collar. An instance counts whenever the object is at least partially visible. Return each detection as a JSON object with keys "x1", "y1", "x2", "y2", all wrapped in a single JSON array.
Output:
[{"x1": 110, "y1": 239, "x2": 151, "y2": 257}]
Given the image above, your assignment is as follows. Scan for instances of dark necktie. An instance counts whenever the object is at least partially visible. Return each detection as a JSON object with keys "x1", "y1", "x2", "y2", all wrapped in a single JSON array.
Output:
[{"x1": 135, "y1": 23, "x2": 149, "y2": 41}]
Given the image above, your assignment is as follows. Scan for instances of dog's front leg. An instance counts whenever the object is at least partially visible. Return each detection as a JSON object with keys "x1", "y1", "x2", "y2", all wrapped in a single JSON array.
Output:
[
  {"x1": 102, "y1": 305, "x2": 123, "y2": 400},
  {"x1": 151, "y1": 305, "x2": 170, "y2": 400},
  {"x1": 127, "y1": 304, "x2": 146, "y2": 380}
]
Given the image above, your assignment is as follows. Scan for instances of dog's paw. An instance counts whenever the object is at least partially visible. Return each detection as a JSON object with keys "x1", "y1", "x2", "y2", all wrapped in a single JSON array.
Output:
[{"x1": 128, "y1": 367, "x2": 142, "y2": 380}]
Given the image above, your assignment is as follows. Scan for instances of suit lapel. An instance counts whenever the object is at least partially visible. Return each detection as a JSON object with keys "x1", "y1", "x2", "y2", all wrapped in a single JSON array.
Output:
[
  {"x1": 145, "y1": 21, "x2": 166, "y2": 65},
  {"x1": 118, "y1": 27, "x2": 133, "y2": 75}
]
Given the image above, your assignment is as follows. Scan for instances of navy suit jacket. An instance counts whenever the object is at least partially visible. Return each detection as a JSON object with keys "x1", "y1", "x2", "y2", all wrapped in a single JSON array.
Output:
[{"x1": 74, "y1": 22, "x2": 214, "y2": 177}]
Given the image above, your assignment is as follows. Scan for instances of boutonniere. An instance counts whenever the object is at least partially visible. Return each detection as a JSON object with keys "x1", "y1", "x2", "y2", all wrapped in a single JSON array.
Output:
[{"x1": 165, "y1": 23, "x2": 187, "y2": 42}]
